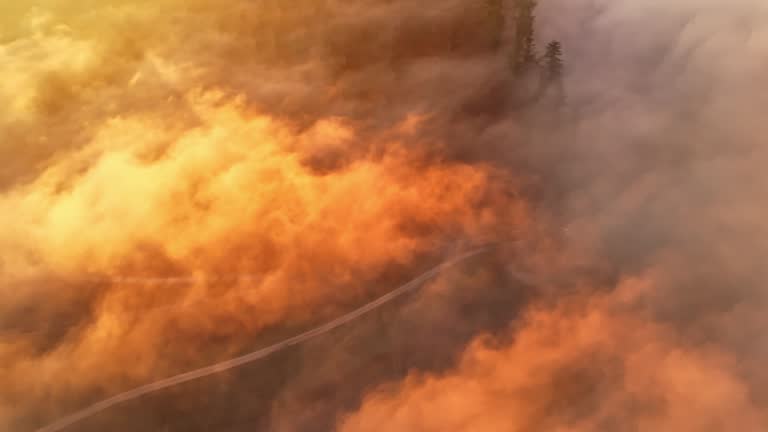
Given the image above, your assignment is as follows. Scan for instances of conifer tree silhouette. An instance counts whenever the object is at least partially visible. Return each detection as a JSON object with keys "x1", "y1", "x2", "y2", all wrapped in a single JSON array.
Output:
[
  {"x1": 485, "y1": 0, "x2": 506, "y2": 51},
  {"x1": 543, "y1": 40, "x2": 566, "y2": 108},
  {"x1": 544, "y1": 40, "x2": 564, "y2": 81},
  {"x1": 511, "y1": 0, "x2": 537, "y2": 75}
]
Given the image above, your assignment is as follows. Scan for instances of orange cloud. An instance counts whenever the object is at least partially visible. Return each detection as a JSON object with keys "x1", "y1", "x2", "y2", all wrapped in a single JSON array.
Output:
[
  {"x1": 339, "y1": 276, "x2": 767, "y2": 432},
  {"x1": 0, "y1": 89, "x2": 528, "y2": 429}
]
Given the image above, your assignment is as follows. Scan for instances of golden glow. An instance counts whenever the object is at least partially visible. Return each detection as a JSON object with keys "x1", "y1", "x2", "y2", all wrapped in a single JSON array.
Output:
[{"x1": 0, "y1": 3, "x2": 528, "y2": 426}]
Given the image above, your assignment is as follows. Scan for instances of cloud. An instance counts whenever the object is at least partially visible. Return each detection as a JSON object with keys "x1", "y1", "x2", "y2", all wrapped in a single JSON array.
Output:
[
  {"x1": 340, "y1": 276, "x2": 767, "y2": 432},
  {"x1": 1, "y1": 91, "x2": 527, "y2": 429},
  {"x1": 1, "y1": 3, "x2": 535, "y2": 430},
  {"x1": 339, "y1": 0, "x2": 768, "y2": 430},
  {"x1": 2, "y1": 0, "x2": 768, "y2": 431}
]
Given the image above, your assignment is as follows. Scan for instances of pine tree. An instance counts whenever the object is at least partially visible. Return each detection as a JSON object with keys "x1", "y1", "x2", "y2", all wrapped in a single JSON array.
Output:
[
  {"x1": 485, "y1": 0, "x2": 505, "y2": 51},
  {"x1": 522, "y1": 33, "x2": 537, "y2": 64},
  {"x1": 542, "y1": 40, "x2": 566, "y2": 108},
  {"x1": 543, "y1": 40, "x2": 564, "y2": 81},
  {"x1": 511, "y1": 0, "x2": 537, "y2": 75}
]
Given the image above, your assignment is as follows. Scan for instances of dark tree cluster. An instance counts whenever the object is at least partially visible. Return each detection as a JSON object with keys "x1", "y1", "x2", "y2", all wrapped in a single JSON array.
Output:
[
  {"x1": 510, "y1": 0, "x2": 538, "y2": 75},
  {"x1": 485, "y1": 0, "x2": 506, "y2": 51},
  {"x1": 486, "y1": 0, "x2": 566, "y2": 108}
]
